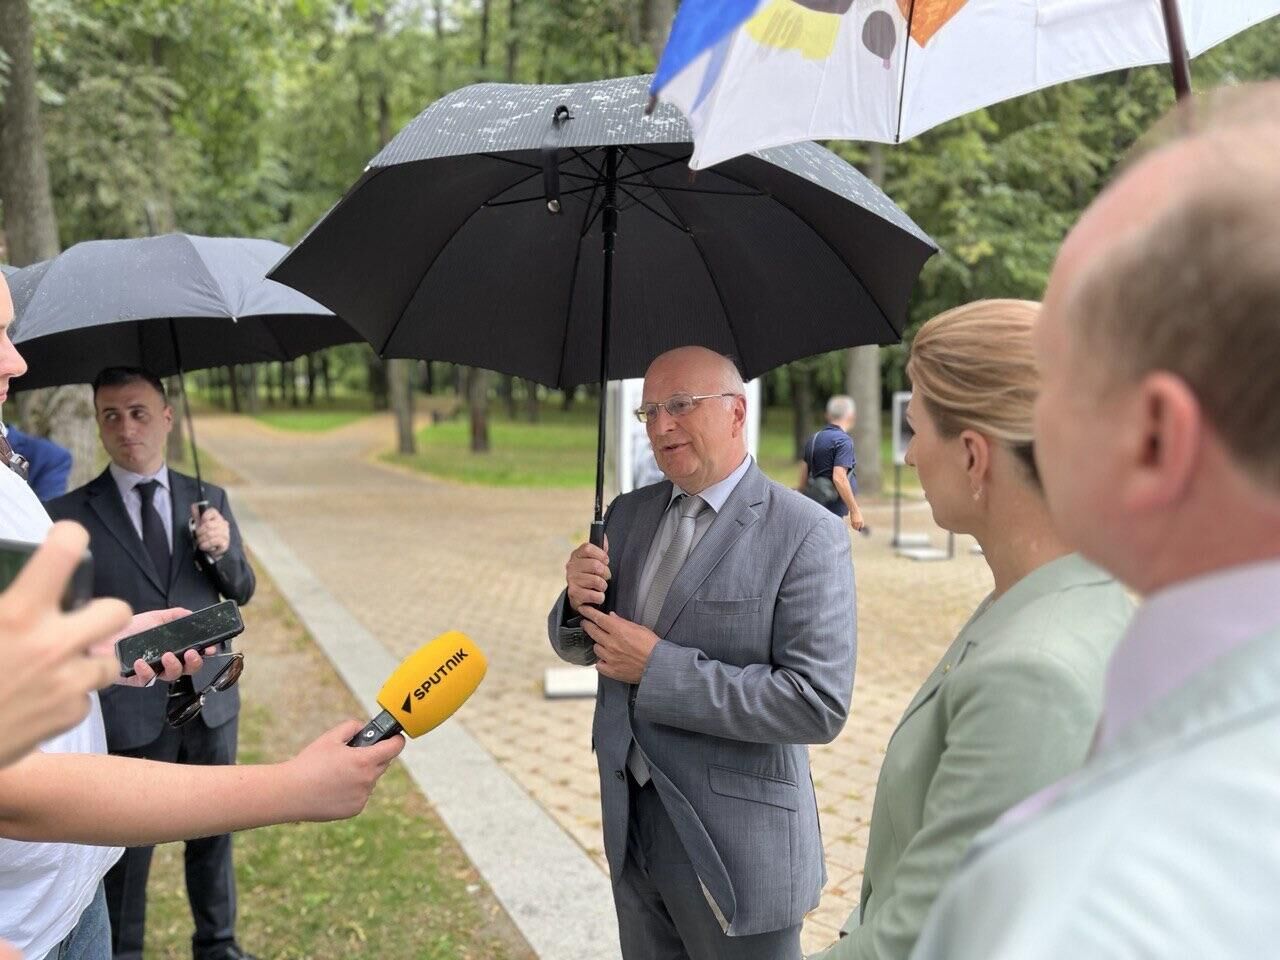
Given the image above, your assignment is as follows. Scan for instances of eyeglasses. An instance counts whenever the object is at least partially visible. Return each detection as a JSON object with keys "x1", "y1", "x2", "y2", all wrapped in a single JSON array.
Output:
[
  {"x1": 634, "y1": 393, "x2": 741, "y2": 424},
  {"x1": 166, "y1": 653, "x2": 244, "y2": 728}
]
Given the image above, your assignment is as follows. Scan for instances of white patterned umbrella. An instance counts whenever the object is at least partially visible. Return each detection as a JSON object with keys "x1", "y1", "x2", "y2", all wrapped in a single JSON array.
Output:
[{"x1": 653, "y1": 0, "x2": 1280, "y2": 168}]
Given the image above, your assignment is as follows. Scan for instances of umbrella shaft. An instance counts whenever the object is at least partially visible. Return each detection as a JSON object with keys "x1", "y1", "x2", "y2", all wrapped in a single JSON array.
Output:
[
  {"x1": 594, "y1": 146, "x2": 620, "y2": 529},
  {"x1": 1160, "y1": 0, "x2": 1192, "y2": 100}
]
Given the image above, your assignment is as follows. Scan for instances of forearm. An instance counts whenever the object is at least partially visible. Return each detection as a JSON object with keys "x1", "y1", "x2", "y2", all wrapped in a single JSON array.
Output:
[
  {"x1": 636, "y1": 641, "x2": 848, "y2": 744},
  {"x1": 0, "y1": 751, "x2": 304, "y2": 845},
  {"x1": 834, "y1": 474, "x2": 859, "y2": 514}
]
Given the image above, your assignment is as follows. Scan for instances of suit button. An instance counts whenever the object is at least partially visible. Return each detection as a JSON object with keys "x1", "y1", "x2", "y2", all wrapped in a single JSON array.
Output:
[{"x1": 615, "y1": 770, "x2": 626, "y2": 781}]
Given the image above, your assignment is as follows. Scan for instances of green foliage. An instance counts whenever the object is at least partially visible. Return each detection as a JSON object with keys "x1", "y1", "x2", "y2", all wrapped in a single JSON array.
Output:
[{"x1": 16, "y1": 0, "x2": 1280, "y2": 424}]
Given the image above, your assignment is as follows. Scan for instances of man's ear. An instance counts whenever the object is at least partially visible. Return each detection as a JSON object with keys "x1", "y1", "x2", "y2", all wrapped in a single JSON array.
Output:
[
  {"x1": 1120, "y1": 372, "x2": 1200, "y2": 514},
  {"x1": 732, "y1": 396, "x2": 747, "y2": 437}
]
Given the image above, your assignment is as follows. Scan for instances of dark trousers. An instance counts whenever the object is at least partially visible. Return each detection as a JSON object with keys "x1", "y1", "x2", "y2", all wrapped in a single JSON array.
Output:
[
  {"x1": 104, "y1": 717, "x2": 239, "y2": 960},
  {"x1": 614, "y1": 778, "x2": 803, "y2": 960}
]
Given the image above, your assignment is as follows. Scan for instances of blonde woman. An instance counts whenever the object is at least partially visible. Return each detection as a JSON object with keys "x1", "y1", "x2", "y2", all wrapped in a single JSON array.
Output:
[{"x1": 811, "y1": 300, "x2": 1133, "y2": 960}]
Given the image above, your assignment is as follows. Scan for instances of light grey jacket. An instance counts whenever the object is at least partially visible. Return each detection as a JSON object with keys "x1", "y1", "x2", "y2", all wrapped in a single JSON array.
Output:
[
  {"x1": 812, "y1": 554, "x2": 1132, "y2": 960},
  {"x1": 912, "y1": 622, "x2": 1280, "y2": 960},
  {"x1": 548, "y1": 462, "x2": 857, "y2": 937}
]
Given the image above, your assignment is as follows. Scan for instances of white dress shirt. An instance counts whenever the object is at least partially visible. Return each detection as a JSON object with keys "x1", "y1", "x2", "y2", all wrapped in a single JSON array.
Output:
[{"x1": 108, "y1": 461, "x2": 174, "y2": 549}]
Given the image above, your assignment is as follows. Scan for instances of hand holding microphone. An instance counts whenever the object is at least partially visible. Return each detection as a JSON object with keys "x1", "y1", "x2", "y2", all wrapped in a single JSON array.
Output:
[
  {"x1": 279, "y1": 632, "x2": 486, "y2": 823},
  {"x1": 348, "y1": 631, "x2": 488, "y2": 747}
]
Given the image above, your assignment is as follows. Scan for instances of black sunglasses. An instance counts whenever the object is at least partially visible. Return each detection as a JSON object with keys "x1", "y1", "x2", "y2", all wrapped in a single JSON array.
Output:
[{"x1": 166, "y1": 653, "x2": 244, "y2": 728}]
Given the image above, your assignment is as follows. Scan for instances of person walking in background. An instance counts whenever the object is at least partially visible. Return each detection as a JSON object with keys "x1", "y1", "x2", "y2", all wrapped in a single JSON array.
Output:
[
  {"x1": 810, "y1": 300, "x2": 1132, "y2": 960},
  {"x1": 4, "y1": 424, "x2": 73, "y2": 501},
  {"x1": 550, "y1": 345, "x2": 856, "y2": 960},
  {"x1": 799, "y1": 396, "x2": 865, "y2": 532},
  {"x1": 47, "y1": 367, "x2": 257, "y2": 960},
  {"x1": 912, "y1": 83, "x2": 1280, "y2": 960}
]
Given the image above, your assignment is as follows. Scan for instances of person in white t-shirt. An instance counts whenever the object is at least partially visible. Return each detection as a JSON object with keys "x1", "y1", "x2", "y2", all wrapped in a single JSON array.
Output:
[{"x1": 0, "y1": 273, "x2": 405, "y2": 960}]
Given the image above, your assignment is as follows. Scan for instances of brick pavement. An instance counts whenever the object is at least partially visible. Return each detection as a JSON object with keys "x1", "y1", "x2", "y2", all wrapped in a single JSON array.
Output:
[{"x1": 198, "y1": 412, "x2": 993, "y2": 955}]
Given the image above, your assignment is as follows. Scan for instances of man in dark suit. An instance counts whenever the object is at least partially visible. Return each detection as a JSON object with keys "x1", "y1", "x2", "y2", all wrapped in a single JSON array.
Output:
[{"x1": 47, "y1": 366, "x2": 257, "y2": 960}]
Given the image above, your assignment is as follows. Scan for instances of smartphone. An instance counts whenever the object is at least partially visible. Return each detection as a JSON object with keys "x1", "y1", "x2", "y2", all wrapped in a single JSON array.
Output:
[
  {"x1": 0, "y1": 536, "x2": 94, "y2": 611},
  {"x1": 116, "y1": 599, "x2": 244, "y2": 678}
]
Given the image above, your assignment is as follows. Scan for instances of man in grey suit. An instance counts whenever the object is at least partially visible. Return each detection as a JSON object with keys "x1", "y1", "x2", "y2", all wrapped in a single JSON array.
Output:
[
  {"x1": 549, "y1": 346, "x2": 856, "y2": 960},
  {"x1": 47, "y1": 367, "x2": 257, "y2": 960}
]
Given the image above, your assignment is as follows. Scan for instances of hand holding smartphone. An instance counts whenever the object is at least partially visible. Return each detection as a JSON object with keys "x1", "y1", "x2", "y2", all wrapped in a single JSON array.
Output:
[{"x1": 116, "y1": 600, "x2": 245, "y2": 678}]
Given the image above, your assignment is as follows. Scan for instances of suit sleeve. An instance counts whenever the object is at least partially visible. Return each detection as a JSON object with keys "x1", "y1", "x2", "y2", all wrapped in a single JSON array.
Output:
[
  {"x1": 206, "y1": 488, "x2": 255, "y2": 605},
  {"x1": 546, "y1": 499, "x2": 621, "y2": 667},
  {"x1": 634, "y1": 511, "x2": 855, "y2": 745},
  {"x1": 814, "y1": 646, "x2": 1100, "y2": 960}
]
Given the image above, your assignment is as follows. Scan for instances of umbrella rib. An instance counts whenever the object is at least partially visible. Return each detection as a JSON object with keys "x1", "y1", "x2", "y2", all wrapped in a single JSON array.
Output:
[
  {"x1": 894, "y1": 1, "x2": 918, "y2": 144},
  {"x1": 478, "y1": 152, "x2": 600, "y2": 184},
  {"x1": 652, "y1": 160, "x2": 905, "y2": 343},
  {"x1": 616, "y1": 185, "x2": 690, "y2": 234},
  {"x1": 483, "y1": 183, "x2": 603, "y2": 208},
  {"x1": 632, "y1": 166, "x2": 747, "y2": 372},
  {"x1": 553, "y1": 176, "x2": 602, "y2": 389}
]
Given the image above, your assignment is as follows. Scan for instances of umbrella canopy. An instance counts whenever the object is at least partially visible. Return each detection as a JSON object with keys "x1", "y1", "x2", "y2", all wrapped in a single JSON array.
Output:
[
  {"x1": 270, "y1": 74, "x2": 937, "y2": 389},
  {"x1": 652, "y1": 0, "x2": 1280, "y2": 168},
  {"x1": 8, "y1": 234, "x2": 359, "y2": 390}
]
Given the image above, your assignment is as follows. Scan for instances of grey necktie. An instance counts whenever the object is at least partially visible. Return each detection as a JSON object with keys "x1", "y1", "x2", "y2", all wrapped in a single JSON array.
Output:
[{"x1": 628, "y1": 494, "x2": 707, "y2": 786}]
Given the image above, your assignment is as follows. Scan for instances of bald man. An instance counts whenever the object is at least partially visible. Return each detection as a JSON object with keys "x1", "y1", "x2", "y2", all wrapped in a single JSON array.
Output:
[
  {"x1": 911, "y1": 83, "x2": 1280, "y2": 960},
  {"x1": 549, "y1": 346, "x2": 856, "y2": 960}
]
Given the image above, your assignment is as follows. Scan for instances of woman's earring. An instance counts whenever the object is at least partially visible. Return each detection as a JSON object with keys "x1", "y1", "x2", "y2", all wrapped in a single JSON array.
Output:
[{"x1": 972, "y1": 487, "x2": 983, "y2": 502}]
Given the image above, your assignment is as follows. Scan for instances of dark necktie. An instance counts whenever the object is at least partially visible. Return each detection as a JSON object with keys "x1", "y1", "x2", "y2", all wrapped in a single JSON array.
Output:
[
  {"x1": 135, "y1": 480, "x2": 171, "y2": 583},
  {"x1": 0, "y1": 431, "x2": 30, "y2": 481}
]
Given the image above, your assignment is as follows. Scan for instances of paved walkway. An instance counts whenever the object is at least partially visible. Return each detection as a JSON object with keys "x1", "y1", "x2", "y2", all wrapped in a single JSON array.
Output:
[{"x1": 197, "y1": 412, "x2": 994, "y2": 955}]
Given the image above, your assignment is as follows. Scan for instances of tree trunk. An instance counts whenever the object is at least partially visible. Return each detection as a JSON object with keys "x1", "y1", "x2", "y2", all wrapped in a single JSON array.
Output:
[
  {"x1": 561, "y1": 387, "x2": 575, "y2": 412},
  {"x1": 166, "y1": 376, "x2": 186, "y2": 464},
  {"x1": 388, "y1": 359, "x2": 417, "y2": 454},
  {"x1": 367, "y1": 354, "x2": 389, "y2": 409},
  {"x1": 305, "y1": 354, "x2": 317, "y2": 405},
  {"x1": 844, "y1": 142, "x2": 887, "y2": 494},
  {"x1": 0, "y1": 0, "x2": 60, "y2": 267},
  {"x1": 243, "y1": 365, "x2": 260, "y2": 415},
  {"x1": 639, "y1": 0, "x2": 676, "y2": 62},
  {"x1": 227, "y1": 366, "x2": 241, "y2": 413},
  {"x1": 0, "y1": 0, "x2": 98, "y2": 487},
  {"x1": 845, "y1": 346, "x2": 883, "y2": 494},
  {"x1": 790, "y1": 363, "x2": 812, "y2": 460},
  {"x1": 479, "y1": 0, "x2": 491, "y2": 70},
  {"x1": 465, "y1": 367, "x2": 490, "y2": 453},
  {"x1": 524, "y1": 378, "x2": 540, "y2": 422},
  {"x1": 505, "y1": 0, "x2": 520, "y2": 80},
  {"x1": 320, "y1": 353, "x2": 333, "y2": 401},
  {"x1": 499, "y1": 375, "x2": 517, "y2": 419}
]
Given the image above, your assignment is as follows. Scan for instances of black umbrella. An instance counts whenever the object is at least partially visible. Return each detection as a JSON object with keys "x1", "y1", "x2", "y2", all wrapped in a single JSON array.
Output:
[
  {"x1": 8, "y1": 234, "x2": 360, "y2": 494},
  {"x1": 271, "y1": 74, "x2": 937, "y2": 546}
]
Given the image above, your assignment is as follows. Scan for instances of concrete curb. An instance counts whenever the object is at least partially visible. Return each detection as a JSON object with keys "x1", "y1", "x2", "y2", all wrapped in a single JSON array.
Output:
[{"x1": 234, "y1": 499, "x2": 621, "y2": 960}]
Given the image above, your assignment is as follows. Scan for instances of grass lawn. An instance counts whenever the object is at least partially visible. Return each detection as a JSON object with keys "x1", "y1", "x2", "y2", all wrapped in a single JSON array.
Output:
[
  {"x1": 142, "y1": 562, "x2": 534, "y2": 960},
  {"x1": 252, "y1": 397, "x2": 376, "y2": 433},
  {"x1": 384, "y1": 406, "x2": 602, "y2": 487},
  {"x1": 254, "y1": 409, "x2": 369, "y2": 432},
  {"x1": 387, "y1": 404, "x2": 920, "y2": 493}
]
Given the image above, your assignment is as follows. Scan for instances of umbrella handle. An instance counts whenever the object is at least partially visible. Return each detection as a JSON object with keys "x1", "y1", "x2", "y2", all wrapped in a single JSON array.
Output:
[{"x1": 590, "y1": 520, "x2": 606, "y2": 549}]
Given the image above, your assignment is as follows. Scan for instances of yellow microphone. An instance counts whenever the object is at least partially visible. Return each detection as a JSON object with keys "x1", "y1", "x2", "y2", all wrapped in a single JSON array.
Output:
[{"x1": 347, "y1": 631, "x2": 488, "y2": 747}]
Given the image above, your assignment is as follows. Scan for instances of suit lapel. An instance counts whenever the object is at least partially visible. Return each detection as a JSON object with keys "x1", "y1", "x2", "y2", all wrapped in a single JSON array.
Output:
[
  {"x1": 87, "y1": 469, "x2": 166, "y2": 594},
  {"x1": 616, "y1": 482, "x2": 672, "y2": 620},
  {"x1": 652, "y1": 465, "x2": 766, "y2": 639},
  {"x1": 889, "y1": 633, "x2": 981, "y2": 742}
]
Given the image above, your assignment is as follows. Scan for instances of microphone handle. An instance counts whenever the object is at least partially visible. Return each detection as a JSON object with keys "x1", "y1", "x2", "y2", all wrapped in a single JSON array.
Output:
[{"x1": 347, "y1": 709, "x2": 404, "y2": 747}]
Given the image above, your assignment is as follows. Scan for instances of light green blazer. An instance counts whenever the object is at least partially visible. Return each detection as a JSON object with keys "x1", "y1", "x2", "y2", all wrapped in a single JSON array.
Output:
[{"x1": 811, "y1": 553, "x2": 1133, "y2": 960}]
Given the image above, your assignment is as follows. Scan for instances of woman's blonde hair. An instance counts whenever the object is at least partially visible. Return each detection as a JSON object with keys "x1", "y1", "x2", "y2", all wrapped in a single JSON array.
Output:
[{"x1": 906, "y1": 299, "x2": 1041, "y2": 484}]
